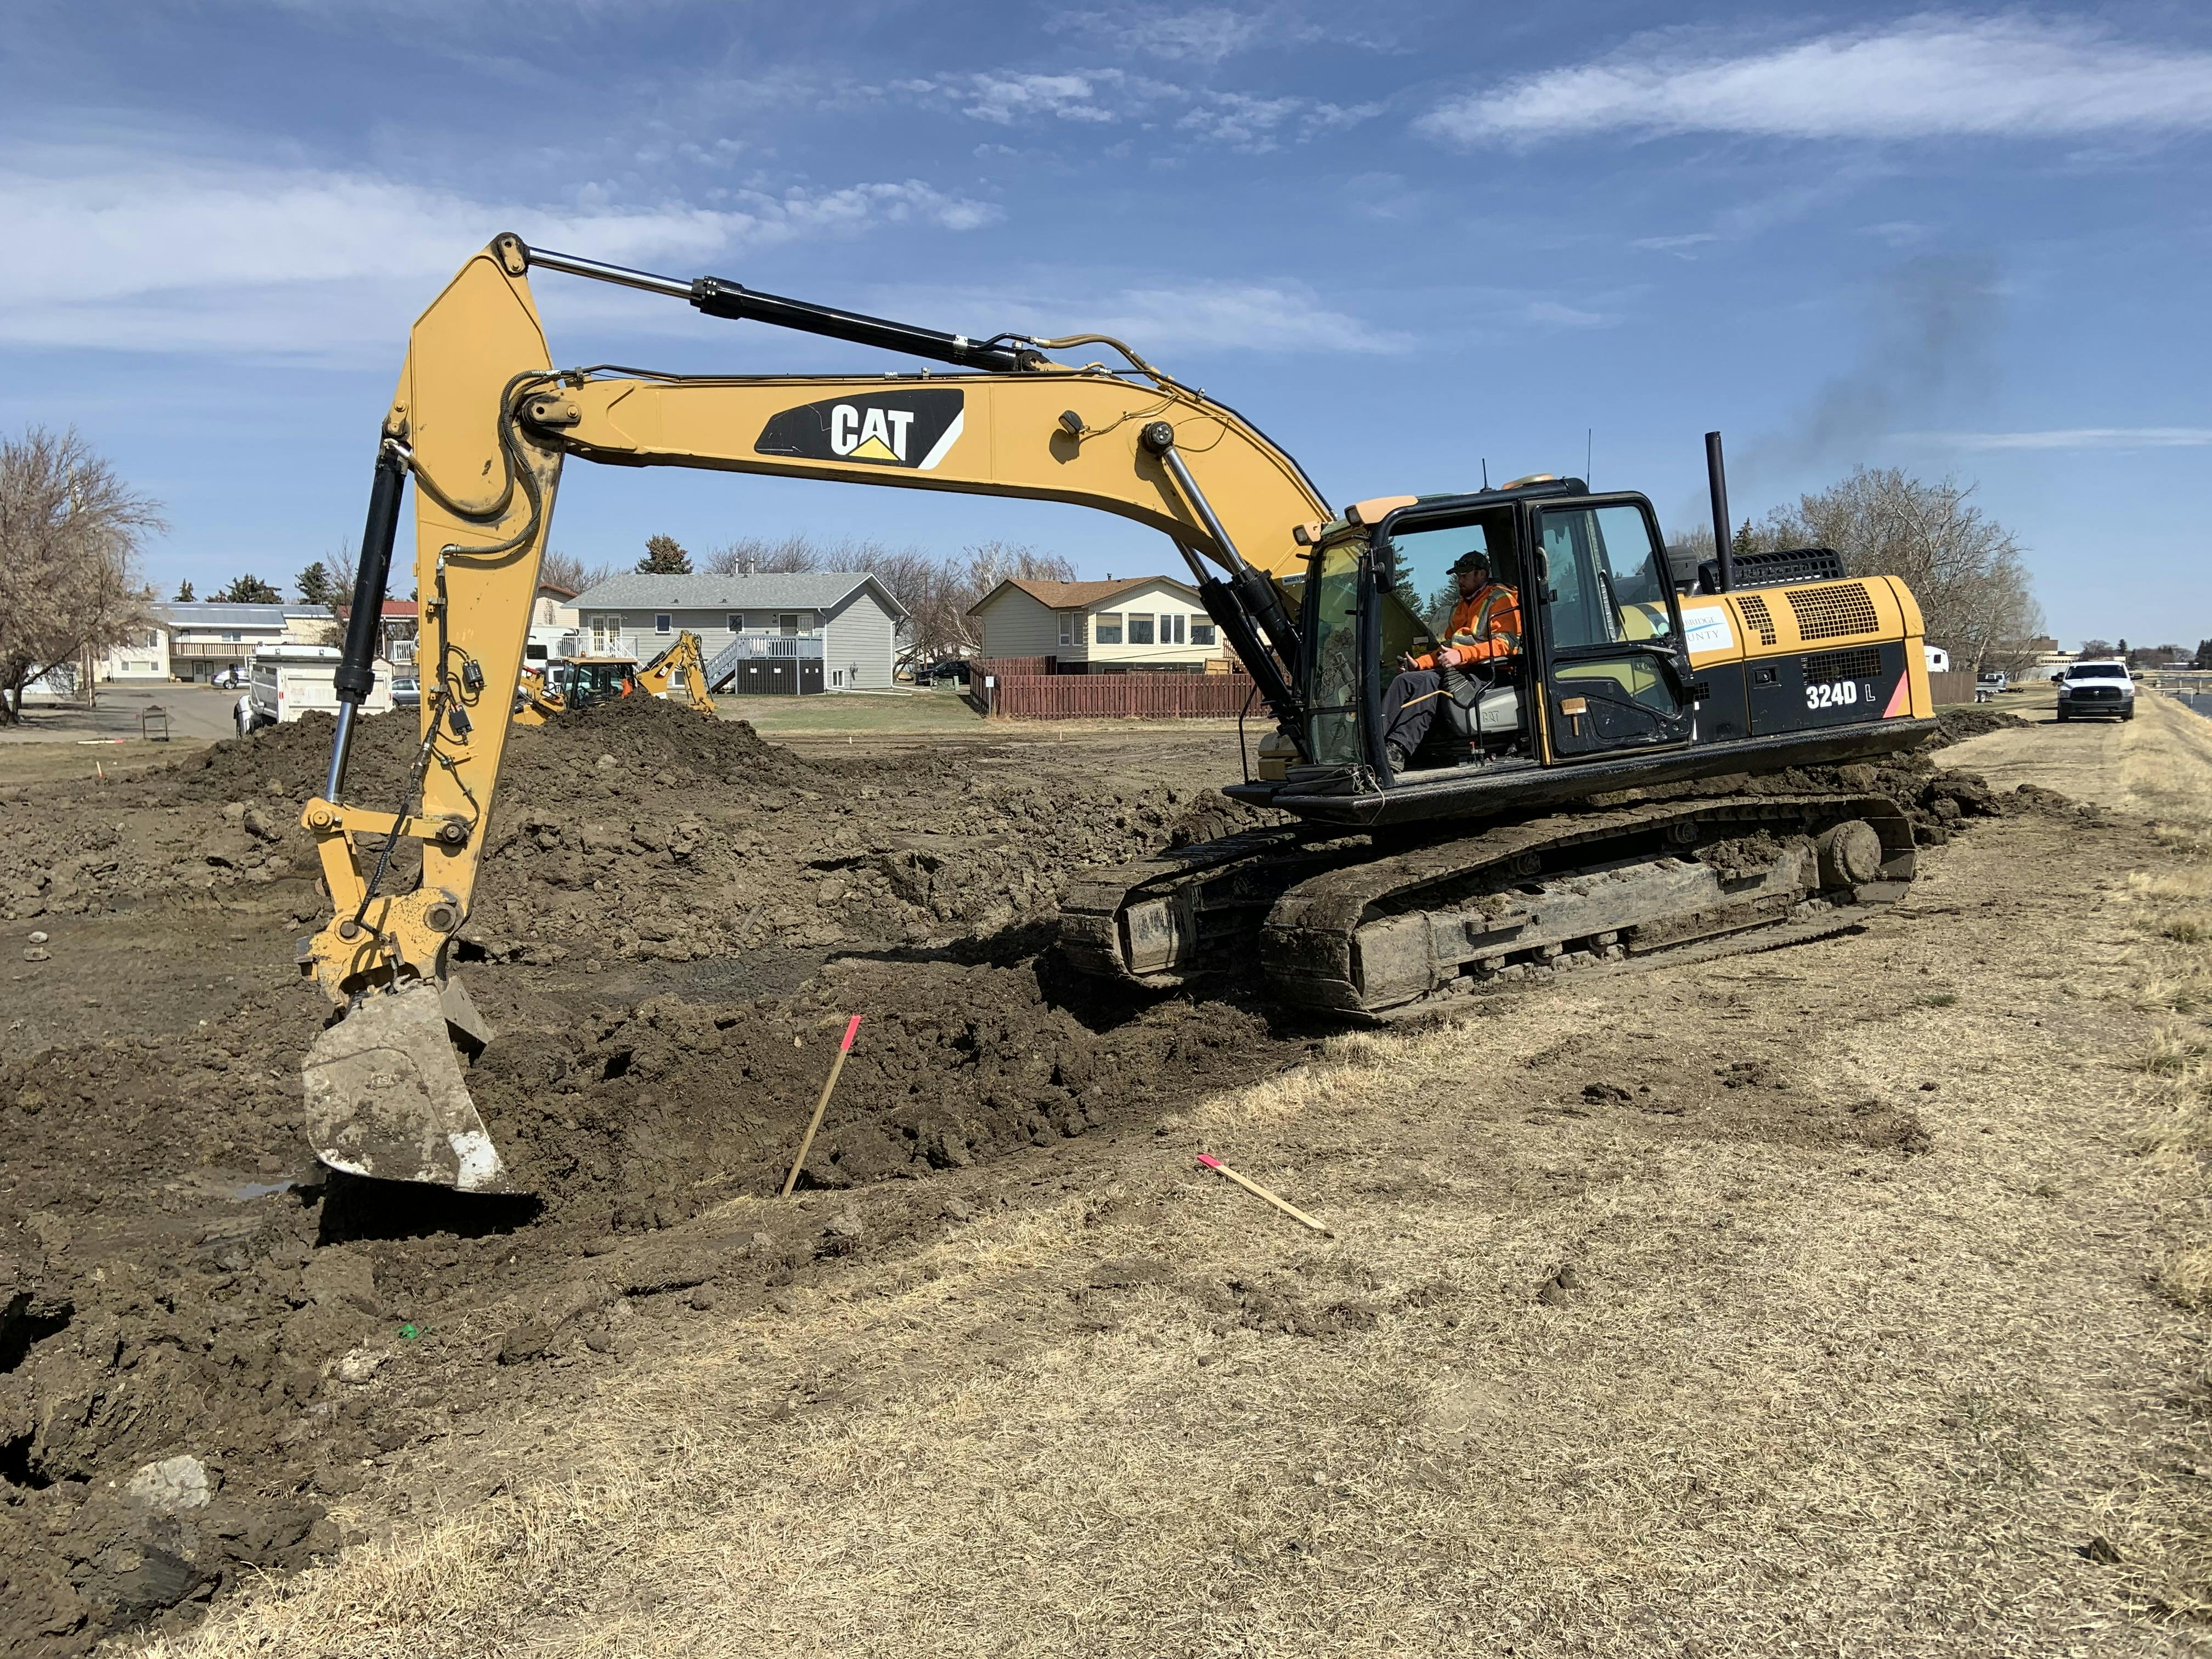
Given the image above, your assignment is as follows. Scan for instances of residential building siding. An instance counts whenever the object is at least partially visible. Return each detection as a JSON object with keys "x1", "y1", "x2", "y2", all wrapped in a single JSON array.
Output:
[
  {"x1": 972, "y1": 589, "x2": 1061, "y2": 661},
  {"x1": 823, "y1": 593, "x2": 895, "y2": 689}
]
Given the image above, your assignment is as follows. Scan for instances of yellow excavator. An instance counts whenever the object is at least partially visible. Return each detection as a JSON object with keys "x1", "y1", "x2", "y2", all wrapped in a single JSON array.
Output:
[
  {"x1": 297, "y1": 233, "x2": 1934, "y2": 1192},
  {"x1": 511, "y1": 630, "x2": 715, "y2": 725}
]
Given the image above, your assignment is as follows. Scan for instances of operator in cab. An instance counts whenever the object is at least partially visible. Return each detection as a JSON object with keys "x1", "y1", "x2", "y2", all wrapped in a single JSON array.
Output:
[{"x1": 1380, "y1": 546, "x2": 1524, "y2": 774}]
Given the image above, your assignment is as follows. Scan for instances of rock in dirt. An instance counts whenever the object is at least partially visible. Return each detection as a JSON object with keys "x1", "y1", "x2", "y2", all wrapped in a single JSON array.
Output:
[
  {"x1": 335, "y1": 1348, "x2": 386, "y2": 1385},
  {"x1": 123, "y1": 1455, "x2": 213, "y2": 1515}
]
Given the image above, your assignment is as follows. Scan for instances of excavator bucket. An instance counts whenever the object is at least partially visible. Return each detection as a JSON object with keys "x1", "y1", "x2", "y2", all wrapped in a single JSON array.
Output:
[{"x1": 301, "y1": 978, "x2": 512, "y2": 1192}]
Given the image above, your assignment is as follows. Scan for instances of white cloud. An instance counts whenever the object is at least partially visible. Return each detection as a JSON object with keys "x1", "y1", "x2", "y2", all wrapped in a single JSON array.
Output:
[
  {"x1": 1080, "y1": 283, "x2": 1410, "y2": 352},
  {"x1": 0, "y1": 147, "x2": 998, "y2": 357},
  {"x1": 896, "y1": 69, "x2": 1160, "y2": 127},
  {"x1": 1898, "y1": 427, "x2": 2212, "y2": 451},
  {"x1": 1421, "y1": 15, "x2": 2212, "y2": 146},
  {"x1": 881, "y1": 278, "x2": 1409, "y2": 355},
  {"x1": 900, "y1": 66, "x2": 1376, "y2": 150},
  {"x1": 1092, "y1": 7, "x2": 1268, "y2": 65},
  {"x1": 1524, "y1": 300, "x2": 1621, "y2": 329}
]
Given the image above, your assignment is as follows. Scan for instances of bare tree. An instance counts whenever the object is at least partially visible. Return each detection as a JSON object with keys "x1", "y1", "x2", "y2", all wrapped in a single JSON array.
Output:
[
  {"x1": 537, "y1": 549, "x2": 612, "y2": 594},
  {"x1": 940, "y1": 540, "x2": 1076, "y2": 656},
  {"x1": 1763, "y1": 469, "x2": 2042, "y2": 675},
  {"x1": 0, "y1": 428, "x2": 165, "y2": 722}
]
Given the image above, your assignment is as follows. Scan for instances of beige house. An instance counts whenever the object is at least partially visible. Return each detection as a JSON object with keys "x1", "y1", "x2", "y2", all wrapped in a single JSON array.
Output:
[{"x1": 968, "y1": 577, "x2": 1227, "y2": 672}]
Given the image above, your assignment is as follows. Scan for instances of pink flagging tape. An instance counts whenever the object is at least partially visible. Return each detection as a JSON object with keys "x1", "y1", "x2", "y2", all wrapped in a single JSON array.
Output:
[
  {"x1": 1882, "y1": 675, "x2": 1909, "y2": 718},
  {"x1": 840, "y1": 1014, "x2": 863, "y2": 1052}
]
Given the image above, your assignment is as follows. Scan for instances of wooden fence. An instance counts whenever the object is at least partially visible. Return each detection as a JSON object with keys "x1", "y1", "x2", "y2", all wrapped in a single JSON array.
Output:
[
  {"x1": 976, "y1": 656, "x2": 1057, "y2": 678},
  {"x1": 1927, "y1": 670, "x2": 1978, "y2": 707},
  {"x1": 980, "y1": 672, "x2": 1259, "y2": 720}
]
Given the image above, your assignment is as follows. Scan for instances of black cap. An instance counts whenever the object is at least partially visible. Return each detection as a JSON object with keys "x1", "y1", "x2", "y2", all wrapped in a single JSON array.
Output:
[{"x1": 1449, "y1": 548, "x2": 1491, "y2": 574}]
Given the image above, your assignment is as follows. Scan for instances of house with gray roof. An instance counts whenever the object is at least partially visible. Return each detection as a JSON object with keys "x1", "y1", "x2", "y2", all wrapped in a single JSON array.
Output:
[{"x1": 567, "y1": 572, "x2": 907, "y2": 695}]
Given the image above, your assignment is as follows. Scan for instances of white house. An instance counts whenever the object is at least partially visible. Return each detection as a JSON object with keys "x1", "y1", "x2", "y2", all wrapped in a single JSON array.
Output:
[
  {"x1": 163, "y1": 603, "x2": 331, "y2": 682},
  {"x1": 967, "y1": 577, "x2": 1228, "y2": 672},
  {"x1": 566, "y1": 572, "x2": 906, "y2": 694},
  {"x1": 98, "y1": 624, "x2": 171, "y2": 682}
]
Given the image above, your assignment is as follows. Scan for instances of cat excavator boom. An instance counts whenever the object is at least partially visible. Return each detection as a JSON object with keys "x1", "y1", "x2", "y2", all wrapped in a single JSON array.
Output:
[{"x1": 298, "y1": 234, "x2": 1933, "y2": 1195}]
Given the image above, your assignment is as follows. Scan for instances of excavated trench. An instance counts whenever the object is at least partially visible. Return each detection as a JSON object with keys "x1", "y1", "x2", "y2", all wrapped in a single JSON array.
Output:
[{"x1": 0, "y1": 700, "x2": 2076, "y2": 1652}]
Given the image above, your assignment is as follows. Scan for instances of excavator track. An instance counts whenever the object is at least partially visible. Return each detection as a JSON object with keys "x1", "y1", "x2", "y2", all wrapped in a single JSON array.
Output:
[
  {"x1": 1059, "y1": 793, "x2": 1916, "y2": 1017},
  {"x1": 1058, "y1": 823, "x2": 1345, "y2": 986},
  {"x1": 1262, "y1": 793, "x2": 1914, "y2": 1017}
]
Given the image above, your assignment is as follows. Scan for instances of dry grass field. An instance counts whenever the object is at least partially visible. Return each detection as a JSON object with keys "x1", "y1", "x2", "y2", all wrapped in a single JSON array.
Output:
[{"x1": 99, "y1": 696, "x2": 2212, "y2": 1658}]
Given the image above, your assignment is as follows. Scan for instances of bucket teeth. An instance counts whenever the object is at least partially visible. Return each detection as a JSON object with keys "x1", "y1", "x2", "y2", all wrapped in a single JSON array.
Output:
[{"x1": 302, "y1": 979, "x2": 512, "y2": 1192}]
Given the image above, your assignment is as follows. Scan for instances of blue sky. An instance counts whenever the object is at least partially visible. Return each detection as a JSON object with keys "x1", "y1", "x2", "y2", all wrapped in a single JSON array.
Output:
[{"x1": 3, "y1": 2, "x2": 2208, "y2": 648}]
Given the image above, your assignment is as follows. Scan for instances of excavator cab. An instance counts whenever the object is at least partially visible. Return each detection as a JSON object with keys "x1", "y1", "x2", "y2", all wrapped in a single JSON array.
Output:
[{"x1": 1284, "y1": 480, "x2": 1698, "y2": 806}]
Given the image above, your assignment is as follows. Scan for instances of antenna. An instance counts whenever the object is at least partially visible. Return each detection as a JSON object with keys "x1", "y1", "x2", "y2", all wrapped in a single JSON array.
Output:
[
  {"x1": 1586, "y1": 427, "x2": 1593, "y2": 488},
  {"x1": 1481, "y1": 457, "x2": 1490, "y2": 490}
]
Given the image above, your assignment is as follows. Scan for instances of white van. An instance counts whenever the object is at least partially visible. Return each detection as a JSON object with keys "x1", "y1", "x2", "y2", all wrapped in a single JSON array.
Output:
[{"x1": 234, "y1": 646, "x2": 393, "y2": 734}]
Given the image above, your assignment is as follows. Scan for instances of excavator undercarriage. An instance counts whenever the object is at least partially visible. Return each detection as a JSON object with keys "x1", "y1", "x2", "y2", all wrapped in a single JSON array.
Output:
[{"x1": 1062, "y1": 792, "x2": 1912, "y2": 1019}]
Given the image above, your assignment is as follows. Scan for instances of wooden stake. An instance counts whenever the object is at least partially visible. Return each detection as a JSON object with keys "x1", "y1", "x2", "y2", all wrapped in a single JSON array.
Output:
[
  {"x1": 781, "y1": 1015, "x2": 862, "y2": 1198},
  {"x1": 1196, "y1": 1153, "x2": 1333, "y2": 1237}
]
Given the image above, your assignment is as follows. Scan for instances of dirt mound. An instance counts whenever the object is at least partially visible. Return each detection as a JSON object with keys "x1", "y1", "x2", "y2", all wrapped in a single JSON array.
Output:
[
  {"x1": 0, "y1": 702, "x2": 1297, "y2": 1651},
  {"x1": 467, "y1": 957, "x2": 1279, "y2": 1229},
  {"x1": 1929, "y1": 706, "x2": 2028, "y2": 746},
  {"x1": 1, "y1": 702, "x2": 1278, "y2": 957},
  {"x1": 0, "y1": 947, "x2": 1300, "y2": 1651}
]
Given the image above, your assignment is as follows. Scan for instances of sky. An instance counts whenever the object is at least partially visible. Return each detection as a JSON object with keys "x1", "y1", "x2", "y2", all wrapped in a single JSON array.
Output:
[{"x1": 2, "y1": 1, "x2": 2208, "y2": 649}]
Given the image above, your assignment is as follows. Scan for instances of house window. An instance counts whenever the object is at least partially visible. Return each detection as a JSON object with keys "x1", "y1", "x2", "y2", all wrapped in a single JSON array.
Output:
[
  {"x1": 1128, "y1": 615, "x2": 1156, "y2": 645},
  {"x1": 654, "y1": 613, "x2": 672, "y2": 635},
  {"x1": 1192, "y1": 619, "x2": 1217, "y2": 646},
  {"x1": 1057, "y1": 611, "x2": 1076, "y2": 647},
  {"x1": 832, "y1": 669, "x2": 844, "y2": 687},
  {"x1": 779, "y1": 613, "x2": 800, "y2": 636},
  {"x1": 727, "y1": 614, "x2": 743, "y2": 633},
  {"x1": 1162, "y1": 614, "x2": 1186, "y2": 646},
  {"x1": 1094, "y1": 612, "x2": 1122, "y2": 645}
]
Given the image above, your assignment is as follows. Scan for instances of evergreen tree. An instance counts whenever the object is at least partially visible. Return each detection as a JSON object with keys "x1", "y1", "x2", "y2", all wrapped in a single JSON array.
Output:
[
  {"x1": 636, "y1": 534, "x2": 693, "y2": 574},
  {"x1": 296, "y1": 561, "x2": 337, "y2": 608},
  {"x1": 173, "y1": 579, "x2": 194, "y2": 602},
  {"x1": 214, "y1": 574, "x2": 282, "y2": 603}
]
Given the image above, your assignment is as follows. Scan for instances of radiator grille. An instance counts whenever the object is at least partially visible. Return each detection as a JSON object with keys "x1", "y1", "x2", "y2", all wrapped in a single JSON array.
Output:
[
  {"x1": 1785, "y1": 583, "x2": 1881, "y2": 641},
  {"x1": 1735, "y1": 593, "x2": 1779, "y2": 647},
  {"x1": 1803, "y1": 646, "x2": 1884, "y2": 684}
]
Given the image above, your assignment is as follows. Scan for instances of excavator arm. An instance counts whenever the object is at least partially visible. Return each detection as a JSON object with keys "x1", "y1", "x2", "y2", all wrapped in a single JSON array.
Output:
[
  {"x1": 635, "y1": 631, "x2": 718, "y2": 715},
  {"x1": 296, "y1": 233, "x2": 1329, "y2": 1191}
]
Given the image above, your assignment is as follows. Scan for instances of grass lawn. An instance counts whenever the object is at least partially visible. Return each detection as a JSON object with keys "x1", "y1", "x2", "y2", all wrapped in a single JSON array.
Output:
[{"x1": 710, "y1": 687, "x2": 989, "y2": 736}]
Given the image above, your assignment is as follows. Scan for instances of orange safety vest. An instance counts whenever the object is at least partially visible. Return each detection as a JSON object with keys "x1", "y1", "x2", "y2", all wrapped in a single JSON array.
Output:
[{"x1": 1414, "y1": 582, "x2": 1522, "y2": 671}]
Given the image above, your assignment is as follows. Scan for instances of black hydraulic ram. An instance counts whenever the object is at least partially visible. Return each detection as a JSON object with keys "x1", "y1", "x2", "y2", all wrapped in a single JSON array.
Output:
[
  {"x1": 325, "y1": 439, "x2": 408, "y2": 802},
  {"x1": 1138, "y1": 421, "x2": 1304, "y2": 680},
  {"x1": 519, "y1": 242, "x2": 1033, "y2": 374}
]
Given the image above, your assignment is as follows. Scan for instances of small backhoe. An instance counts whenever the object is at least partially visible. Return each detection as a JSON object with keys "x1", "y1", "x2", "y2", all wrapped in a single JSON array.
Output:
[
  {"x1": 295, "y1": 234, "x2": 1934, "y2": 1192},
  {"x1": 511, "y1": 630, "x2": 716, "y2": 725}
]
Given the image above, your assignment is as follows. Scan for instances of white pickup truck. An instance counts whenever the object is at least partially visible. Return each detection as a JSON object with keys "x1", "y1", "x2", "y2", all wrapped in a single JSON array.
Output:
[{"x1": 234, "y1": 645, "x2": 393, "y2": 735}]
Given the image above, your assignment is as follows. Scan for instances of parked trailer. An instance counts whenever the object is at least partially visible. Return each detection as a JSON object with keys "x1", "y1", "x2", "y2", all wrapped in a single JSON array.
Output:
[{"x1": 236, "y1": 645, "x2": 392, "y2": 734}]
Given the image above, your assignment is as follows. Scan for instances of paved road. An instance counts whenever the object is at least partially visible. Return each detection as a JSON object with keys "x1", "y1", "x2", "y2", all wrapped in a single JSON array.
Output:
[{"x1": 0, "y1": 684, "x2": 240, "y2": 744}]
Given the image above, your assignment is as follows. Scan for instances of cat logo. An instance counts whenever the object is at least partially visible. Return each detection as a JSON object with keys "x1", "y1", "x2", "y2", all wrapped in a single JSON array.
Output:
[{"x1": 754, "y1": 388, "x2": 964, "y2": 471}]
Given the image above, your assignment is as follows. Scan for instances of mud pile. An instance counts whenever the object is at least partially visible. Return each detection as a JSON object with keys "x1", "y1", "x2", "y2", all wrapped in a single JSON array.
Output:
[
  {"x1": 469, "y1": 955, "x2": 1278, "y2": 1229},
  {"x1": 1927, "y1": 706, "x2": 2029, "y2": 746},
  {"x1": 0, "y1": 702, "x2": 1292, "y2": 1652},
  {"x1": 0, "y1": 702, "x2": 1271, "y2": 950}
]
